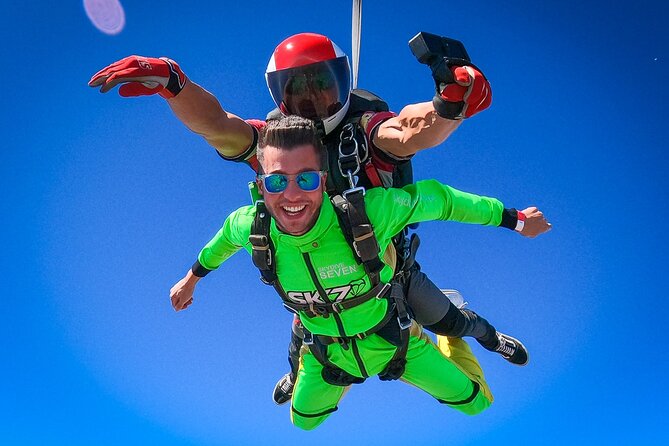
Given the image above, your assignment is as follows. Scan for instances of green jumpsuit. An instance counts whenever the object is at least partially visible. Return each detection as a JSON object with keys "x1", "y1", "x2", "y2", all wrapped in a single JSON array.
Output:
[{"x1": 197, "y1": 180, "x2": 504, "y2": 430}]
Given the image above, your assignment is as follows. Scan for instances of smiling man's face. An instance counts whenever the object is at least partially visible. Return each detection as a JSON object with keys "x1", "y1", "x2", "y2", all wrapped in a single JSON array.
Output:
[{"x1": 258, "y1": 143, "x2": 326, "y2": 236}]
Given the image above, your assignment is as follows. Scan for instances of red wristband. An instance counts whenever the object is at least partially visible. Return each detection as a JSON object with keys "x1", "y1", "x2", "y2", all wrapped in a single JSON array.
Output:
[{"x1": 515, "y1": 211, "x2": 526, "y2": 232}]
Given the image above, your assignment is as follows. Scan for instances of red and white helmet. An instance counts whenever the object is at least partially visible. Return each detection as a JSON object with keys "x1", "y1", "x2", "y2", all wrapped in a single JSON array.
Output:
[{"x1": 266, "y1": 33, "x2": 351, "y2": 135}]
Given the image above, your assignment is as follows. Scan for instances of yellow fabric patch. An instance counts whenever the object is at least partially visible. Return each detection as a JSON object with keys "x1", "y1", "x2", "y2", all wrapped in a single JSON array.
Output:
[{"x1": 437, "y1": 335, "x2": 494, "y2": 403}]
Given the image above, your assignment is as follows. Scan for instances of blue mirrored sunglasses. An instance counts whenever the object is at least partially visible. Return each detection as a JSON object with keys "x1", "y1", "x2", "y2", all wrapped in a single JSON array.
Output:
[{"x1": 258, "y1": 171, "x2": 324, "y2": 194}]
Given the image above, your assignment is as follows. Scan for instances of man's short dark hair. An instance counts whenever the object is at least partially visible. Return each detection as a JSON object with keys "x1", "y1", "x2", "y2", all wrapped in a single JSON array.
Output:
[{"x1": 257, "y1": 115, "x2": 327, "y2": 172}]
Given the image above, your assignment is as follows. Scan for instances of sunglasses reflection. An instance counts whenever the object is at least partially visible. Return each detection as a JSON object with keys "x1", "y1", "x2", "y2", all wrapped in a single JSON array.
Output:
[{"x1": 259, "y1": 171, "x2": 324, "y2": 194}]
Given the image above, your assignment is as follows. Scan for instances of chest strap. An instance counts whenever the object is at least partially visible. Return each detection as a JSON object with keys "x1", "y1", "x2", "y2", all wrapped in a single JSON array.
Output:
[
  {"x1": 282, "y1": 281, "x2": 391, "y2": 317},
  {"x1": 249, "y1": 198, "x2": 388, "y2": 317}
]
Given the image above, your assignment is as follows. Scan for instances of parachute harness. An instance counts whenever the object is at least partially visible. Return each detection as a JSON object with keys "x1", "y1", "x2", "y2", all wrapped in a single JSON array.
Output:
[{"x1": 249, "y1": 185, "x2": 414, "y2": 383}]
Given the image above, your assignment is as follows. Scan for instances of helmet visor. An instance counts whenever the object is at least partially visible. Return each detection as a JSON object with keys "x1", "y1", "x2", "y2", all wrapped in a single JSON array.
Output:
[{"x1": 267, "y1": 57, "x2": 350, "y2": 120}]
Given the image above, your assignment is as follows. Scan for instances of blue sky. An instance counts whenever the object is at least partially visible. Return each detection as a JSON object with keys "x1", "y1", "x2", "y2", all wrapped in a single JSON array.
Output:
[{"x1": 2, "y1": 0, "x2": 668, "y2": 444}]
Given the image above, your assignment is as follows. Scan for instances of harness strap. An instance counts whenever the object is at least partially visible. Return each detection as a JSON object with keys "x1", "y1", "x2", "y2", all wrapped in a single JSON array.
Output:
[
  {"x1": 250, "y1": 201, "x2": 275, "y2": 284},
  {"x1": 302, "y1": 328, "x2": 366, "y2": 386},
  {"x1": 402, "y1": 233, "x2": 421, "y2": 272},
  {"x1": 303, "y1": 281, "x2": 412, "y2": 383},
  {"x1": 363, "y1": 160, "x2": 383, "y2": 188},
  {"x1": 376, "y1": 236, "x2": 420, "y2": 381},
  {"x1": 331, "y1": 192, "x2": 384, "y2": 286},
  {"x1": 306, "y1": 300, "x2": 397, "y2": 347},
  {"x1": 377, "y1": 282, "x2": 411, "y2": 381},
  {"x1": 281, "y1": 281, "x2": 390, "y2": 317},
  {"x1": 249, "y1": 201, "x2": 297, "y2": 305}
]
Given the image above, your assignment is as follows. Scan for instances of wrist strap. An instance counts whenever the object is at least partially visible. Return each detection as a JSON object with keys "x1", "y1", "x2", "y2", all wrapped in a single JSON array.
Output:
[
  {"x1": 515, "y1": 211, "x2": 526, "y2": 232},
  {"x1": 192, "y1": 260, "x2": 212, "y2": 277},
  {"x1": 433, "y1": 94, "x2": 464, "y2": 120}
]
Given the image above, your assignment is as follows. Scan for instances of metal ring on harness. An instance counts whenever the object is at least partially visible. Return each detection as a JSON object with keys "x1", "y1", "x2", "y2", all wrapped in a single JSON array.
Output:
[{"x1": 338, "y1": 122, "x2": 367, "y2": 182}]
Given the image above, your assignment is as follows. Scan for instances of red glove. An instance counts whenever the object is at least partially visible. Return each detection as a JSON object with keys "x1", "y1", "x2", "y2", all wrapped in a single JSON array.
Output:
[
  {"x1": 88, "y1": 55, "x2": 187, "y2": 99},
  {"x1": 433, "y1": 65, "x2": 491, "y2": 120}
]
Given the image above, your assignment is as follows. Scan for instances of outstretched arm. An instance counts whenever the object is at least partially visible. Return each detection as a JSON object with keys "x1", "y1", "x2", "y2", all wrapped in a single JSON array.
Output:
[
  {"x1": 372, "y1": 65, "x2": 491, "y2": 158},
  {"x1": 89, "y1": 55, "x2": 254, "y2": 159},
  {"x1": 368, "y1": 180, "x2": 552, "y2": 241},
  {"x1": 166, "y1": 80, "x2": 255, "y2": 158}
]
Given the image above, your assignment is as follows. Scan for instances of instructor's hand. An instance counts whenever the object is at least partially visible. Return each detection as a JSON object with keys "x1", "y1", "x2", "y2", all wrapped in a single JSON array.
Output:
[
  {"x1": 89, "y1": 55, "x2": 187, "y2": 99},
  {"x1": 435, "y1": 66, "x2": 491, "y2": 120}
]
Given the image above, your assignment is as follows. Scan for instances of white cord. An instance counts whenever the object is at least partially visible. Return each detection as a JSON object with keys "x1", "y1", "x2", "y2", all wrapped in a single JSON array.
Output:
[{"x1": 351, "y1": 0, "x2": 362, "y2": 89}]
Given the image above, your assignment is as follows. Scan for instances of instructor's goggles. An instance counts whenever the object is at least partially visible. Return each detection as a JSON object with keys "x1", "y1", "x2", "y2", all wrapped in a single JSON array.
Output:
[
  {"x1": 258, "y1": 171, "x2": 324, "y2": 194},
  {"x1": 266, "y1": 57, "x2": 350, "y2": 120}
]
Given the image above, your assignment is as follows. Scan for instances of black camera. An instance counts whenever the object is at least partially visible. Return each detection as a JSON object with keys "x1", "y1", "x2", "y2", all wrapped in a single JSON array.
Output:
[{"x1": 409, "y1": 32, "x2": 471, "y2": 84}]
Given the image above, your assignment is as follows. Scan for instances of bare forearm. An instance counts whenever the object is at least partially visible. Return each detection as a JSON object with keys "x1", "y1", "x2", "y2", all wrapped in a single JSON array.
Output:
[
  {"x1": 166, "y1": 80, "x2": 254, "y2": 158},
  {"x1": 373, "y1": 102, "x2": 462, "y2": 157}
]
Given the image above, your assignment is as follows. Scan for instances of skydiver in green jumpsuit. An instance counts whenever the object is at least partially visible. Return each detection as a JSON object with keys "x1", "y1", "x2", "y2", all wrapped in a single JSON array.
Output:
[{"x1": 170, "y1": 116, "x2": 551, "y2": 430}]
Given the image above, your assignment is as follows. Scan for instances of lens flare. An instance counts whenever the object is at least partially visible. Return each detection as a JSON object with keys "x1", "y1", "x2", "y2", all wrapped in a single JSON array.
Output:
[{"x1": 83, "y1": 0, "x2": 126, "y2": 35}]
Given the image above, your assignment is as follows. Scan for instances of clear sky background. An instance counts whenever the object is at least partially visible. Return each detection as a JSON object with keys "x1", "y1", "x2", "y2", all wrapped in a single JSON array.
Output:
[{"x1": 2, "y1": 1, "x2": 668, "y2": 445}]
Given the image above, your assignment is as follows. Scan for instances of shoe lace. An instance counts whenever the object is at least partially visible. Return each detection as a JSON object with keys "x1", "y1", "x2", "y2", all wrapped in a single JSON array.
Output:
[
  {"x1": 496, "y1": 336, "x2": 516, "y2": 357},
  {"x1": 279, "y1": 375, "x2": 294, "y2": 392}
]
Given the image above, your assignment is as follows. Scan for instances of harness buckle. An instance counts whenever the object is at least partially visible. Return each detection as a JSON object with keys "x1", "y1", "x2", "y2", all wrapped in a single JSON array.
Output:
[
  {"x1": 249, "y1": 234, "x2": 272, "y2": 267},
  {"x1": 332, "y1": 302, "x2": 344, "y2": 314},
  {"x1": 248, "y1": 234, "x2": 268, "y2": 249},
  {"x1": 397, "y1": 312, "x2": 413, "y2": 331},
  {"x1": 303, "y1": 330, "x2": 314, "y2": 345},
  {"x1": 313, "y1": 305, "x2": 331, "y2": 317},
  {"x1": 343, "y1": 183, "x2": 366, "y2": 199},
  {"x1": 376, "y1": 283, "x2": 391, "y2": 300}
]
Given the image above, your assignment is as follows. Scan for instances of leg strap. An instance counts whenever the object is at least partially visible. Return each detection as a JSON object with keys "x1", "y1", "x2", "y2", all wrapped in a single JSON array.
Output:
[
  {"x1": 377, "y1": 282, "x2": 412, "y2": 381},
  {"x1": 303, "y1": 330, "x2": 366, "y2": 386}
]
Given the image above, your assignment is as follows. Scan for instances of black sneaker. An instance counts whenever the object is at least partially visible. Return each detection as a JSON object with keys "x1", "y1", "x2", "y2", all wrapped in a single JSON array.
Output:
[
  {"x1": 490, "y1": 332, "x2": 529, "y2": 366},
  {"x1": 272, "y1": 373, "x2": 295, "y2": 405}
]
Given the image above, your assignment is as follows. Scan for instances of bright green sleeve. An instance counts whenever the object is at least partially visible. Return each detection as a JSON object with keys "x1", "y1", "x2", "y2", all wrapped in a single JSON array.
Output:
[
  {"x1": 366, "y1": 179, "x2": 505, "y2": 240},
  {"x1": 197, "y1": 205, "x2": 255, "y2": 271}
]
